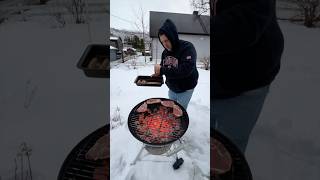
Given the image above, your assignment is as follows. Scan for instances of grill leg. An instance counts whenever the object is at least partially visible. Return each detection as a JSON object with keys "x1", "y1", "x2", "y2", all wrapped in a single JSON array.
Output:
[
  {"x1": 166, "y1": 140, "x2": 185, "y2": 157},
  {"x1": 131, "y1": 144, "x2": 145, "y2": 165}
]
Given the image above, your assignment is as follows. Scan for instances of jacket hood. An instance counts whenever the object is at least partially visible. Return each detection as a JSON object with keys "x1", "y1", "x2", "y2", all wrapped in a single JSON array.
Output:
[{"x1": 158, "y1": 19, "x2": 180, "y2": 51}]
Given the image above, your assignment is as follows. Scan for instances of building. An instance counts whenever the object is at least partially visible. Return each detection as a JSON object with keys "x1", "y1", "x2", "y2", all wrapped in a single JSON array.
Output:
[
  {"x1": 149, "y1": 11, "x2": 210, "y2": 62},
  {"x1": 110, "y1": 36, "x2": 123, "y2": 60},
  {"x1": 110, "y1": 46, "x2": 118, "y2": 61}
]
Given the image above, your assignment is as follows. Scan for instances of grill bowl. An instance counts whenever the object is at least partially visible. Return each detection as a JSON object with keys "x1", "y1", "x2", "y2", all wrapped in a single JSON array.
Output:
[
  {"x1": 58, "y1": 125, "x2": 109, "y2": 180},
  {"x1": 211, "y1": 129, "x2": 252, "y2": 180},
  {"x1": 145, "y1": 144, "x2": 172, "y2": 155},
  {"x1": 128, "y1": 98, "x2": 189, "y2": 146}
]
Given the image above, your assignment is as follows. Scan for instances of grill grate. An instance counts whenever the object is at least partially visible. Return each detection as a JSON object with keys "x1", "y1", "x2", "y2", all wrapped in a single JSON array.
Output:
[
  {"x1": 58, "y1": 125, "x2": 109, "y2": 180},
  {"x1": 128, "y1": 98, "x2": 189, "y2": 146}
]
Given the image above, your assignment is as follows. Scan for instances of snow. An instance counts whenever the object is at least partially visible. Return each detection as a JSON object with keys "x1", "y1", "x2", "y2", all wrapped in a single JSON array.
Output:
[
  {"x1": 110, "y1": 56, "x2": 210, "y2": 180},
  {"x1": 246, "y1": 20, "x2": 320, "y2": 180},
  {"x1": 110, "y1": 46, "x2": 118, "y2": 50},
  {"x1": 0, "y1": 1, "x2": 108, "y2": 180},
  {"x1": 110, "y1": 36, "x2": 119, "y2": 40},
  {"x1": 276, "y1": 0, "x2": 299, "y2": 20},
  {"x1": 0, "y1": 0, "x2": 108, "y2": 28}
]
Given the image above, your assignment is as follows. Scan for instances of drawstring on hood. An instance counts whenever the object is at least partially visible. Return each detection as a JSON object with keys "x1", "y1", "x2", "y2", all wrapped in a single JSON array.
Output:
[{"x1": 158, "y1": 19, "x2": 180, "y2": 51}]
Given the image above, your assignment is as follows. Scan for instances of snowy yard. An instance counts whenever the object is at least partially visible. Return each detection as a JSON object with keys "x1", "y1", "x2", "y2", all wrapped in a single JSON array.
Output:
[
  {"x1": 246, "y1": 21, "x2": 320, "y2": 180},
  {"x1": 0, "y1": 1, "x2": 108, "y2": 179},
  {"x1": 110, "y1": 56, "x2": 210, "y2": 180}
]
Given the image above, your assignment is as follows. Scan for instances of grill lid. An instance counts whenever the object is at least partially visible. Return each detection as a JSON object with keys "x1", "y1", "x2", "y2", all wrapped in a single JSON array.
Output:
[{"x1": 128, "y1": 98, "x2": 189, "y2": 146}]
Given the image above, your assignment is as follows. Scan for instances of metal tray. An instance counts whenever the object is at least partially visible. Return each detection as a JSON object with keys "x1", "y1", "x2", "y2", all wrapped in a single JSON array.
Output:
[
  {"x1": 134, "y1": 76, "x2": 164, "y2": 87},
  {"x1": 77, "y1": 44, "x2": 109, "y2": 78}
]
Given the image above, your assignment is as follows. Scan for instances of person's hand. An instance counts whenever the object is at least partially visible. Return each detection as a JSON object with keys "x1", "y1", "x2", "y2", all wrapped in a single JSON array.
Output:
[{"x1": 154, "y1": 64, "x2": 161, "y2": 76}]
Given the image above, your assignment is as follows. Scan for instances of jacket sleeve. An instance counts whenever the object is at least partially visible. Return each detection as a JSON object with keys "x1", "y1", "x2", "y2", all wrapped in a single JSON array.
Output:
[
  {"x1": 159, "y1": 52, "x2": 164, "y2": 76},
  {"x1": 213, "y1": 0, "x2": 275, "y2": 54},
  {"x1": 160, "y1": 45, "x2": 197, "y2": 79}
]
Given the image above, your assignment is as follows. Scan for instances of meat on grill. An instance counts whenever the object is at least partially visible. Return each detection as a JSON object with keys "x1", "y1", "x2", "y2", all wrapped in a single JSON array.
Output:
[
  {"x1": 136, "y1": 102, "x2": 148, "y2": 113},
  {"x1": 134, "y1": 105, "x2": 182, "y2": 144},
  {"x1": 146, "y1": 98, "x2": 161, "y2": 104},
  {"x1": 173, "y1": 105, "x2": 183, "y2": 117},
  {"x1": 211, "y1": 138, "x2": 232, "y2": 175},
  {"x1": 85, "y1": 134, "x2": 109, "y2": 161},
  {"x1": 161, "y1": 100, "x2": 175, "y2": 108}
]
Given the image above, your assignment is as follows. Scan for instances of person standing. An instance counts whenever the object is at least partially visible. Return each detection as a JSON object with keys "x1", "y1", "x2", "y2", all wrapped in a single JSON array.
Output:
[
  {"x1": 154, "y1": 19, "x2": 199, "y2": 110},
  {"x1": 211, "y1": 0, "x2": 284, "y2": 153}
]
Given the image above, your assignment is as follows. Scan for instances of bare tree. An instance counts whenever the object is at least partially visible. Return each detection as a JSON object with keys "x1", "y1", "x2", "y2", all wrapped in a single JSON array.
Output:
[
  {"x1": 0, "y1": 10, "x2": 7, "y2": 24},
  {"x1": 21, "y1": 142, "x2": 33, "y2": 180},
  {"x1": 133, "y1": 6, "x2": 148, "y2": 63},
  {"x1": 13, "y1": 142, "x2": 33, "y2": 180},
  {"x1": 201, "y1": 56, "x2": 210, "y2": 70},
  {"x1": 190, "y1": 0, "x2": 210, "y2": 15},
  {"x1": 65, "y1": 0, "x2": 86, "y2": 24},
  {"x1": 285, "y1": 0, "x2": 320, "y2": 27},
  {"x1": 52, "y1": 11, "x2": 66, "y2": 27},
  {"x1": 14, "y1": 158, "x2": 18, "y2": 180},
  {"x1": 297, "y1": 0, "x2": 320, "y2": 27},
  {"x1": 111, "y1": 106, "x2": 123, "y2": 129}
]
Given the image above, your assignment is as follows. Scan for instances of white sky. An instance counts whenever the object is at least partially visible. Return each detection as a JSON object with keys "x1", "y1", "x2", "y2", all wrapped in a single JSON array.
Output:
[{"x1": 110, "y1": 0, "x2": 195, "y2": 31}]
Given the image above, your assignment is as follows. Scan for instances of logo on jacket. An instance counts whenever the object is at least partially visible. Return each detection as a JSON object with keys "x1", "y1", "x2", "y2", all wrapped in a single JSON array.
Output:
[{"x1": 163, "y1": 56, "x2": 178, "y2": 68}]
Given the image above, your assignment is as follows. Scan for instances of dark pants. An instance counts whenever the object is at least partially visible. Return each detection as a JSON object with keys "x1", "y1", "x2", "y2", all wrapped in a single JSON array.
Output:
[{"x1": 212, "y1": 85, "x2": 270, "y2": 153}]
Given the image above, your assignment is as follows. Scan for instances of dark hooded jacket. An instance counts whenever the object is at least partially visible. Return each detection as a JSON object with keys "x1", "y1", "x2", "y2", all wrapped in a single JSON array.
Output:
[
  {"x1": 211, "y1": 0, "x2": 284, "y2": 99},
  {"x1": 159, "y1": 19, "x2": 199, "y2": 93}
]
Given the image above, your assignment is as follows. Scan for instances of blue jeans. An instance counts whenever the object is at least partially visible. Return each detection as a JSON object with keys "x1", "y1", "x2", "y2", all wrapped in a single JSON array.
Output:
[
  {"x1": 168, "y1": 89, "x2": 194, "y2": 110},
  {"x1": 212, "y1": 85, "x2": 270, "y2": 153}
]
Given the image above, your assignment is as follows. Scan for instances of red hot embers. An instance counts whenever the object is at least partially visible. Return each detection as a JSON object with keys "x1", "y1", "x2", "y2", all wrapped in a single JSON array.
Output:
[{"x1": 128, "y1": 98, "x2": 189, "y2": 146}]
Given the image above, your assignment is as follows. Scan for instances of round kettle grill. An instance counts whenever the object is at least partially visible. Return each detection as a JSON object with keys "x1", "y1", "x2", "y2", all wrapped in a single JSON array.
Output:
[
  {"x1": 58, "y1": 125, "x2": 109, "y2": 180},
  {"x1": 128, "y1": 98, "x2": 189, "y2": 169},
  {"x1": 211, "y1": 129, "x2": 253, "y2": 180}
]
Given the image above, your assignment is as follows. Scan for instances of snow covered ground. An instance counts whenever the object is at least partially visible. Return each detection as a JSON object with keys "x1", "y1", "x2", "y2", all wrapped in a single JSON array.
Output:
[
  {"x1": 0, "y1": 1, "x2": 108, "y2": 180},
  {"x1": 110, "y1": 56, "x2": 210, "y2": 180},
  {"x1": 246, "y1": 21, "x2": 320, "y2": 180}
]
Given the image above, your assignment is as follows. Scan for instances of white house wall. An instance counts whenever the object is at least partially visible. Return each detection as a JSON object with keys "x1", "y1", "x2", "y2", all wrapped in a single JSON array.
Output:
[{"x1": 151, "y1": 34, "x2": 210, "y2": 62}]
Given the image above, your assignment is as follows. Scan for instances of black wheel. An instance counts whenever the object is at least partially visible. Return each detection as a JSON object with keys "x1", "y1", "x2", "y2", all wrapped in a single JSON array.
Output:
[{"x1": 173, "y1": 158, "x2": 184, "y2": 170}]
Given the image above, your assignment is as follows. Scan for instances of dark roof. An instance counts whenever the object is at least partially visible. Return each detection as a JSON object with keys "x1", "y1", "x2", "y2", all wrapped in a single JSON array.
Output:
[{"x1": 149, "y1": 11, "x2": 210, "y2": 38}]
